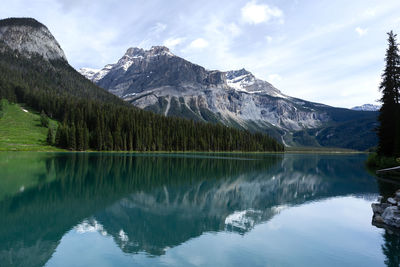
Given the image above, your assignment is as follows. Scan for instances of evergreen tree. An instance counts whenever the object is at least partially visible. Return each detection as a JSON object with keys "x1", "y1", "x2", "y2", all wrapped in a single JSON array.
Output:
[
  {"x1": 68, "y1": 123, "x2": 76, "y2": 150},
  {"x1": 46, "y1": 126, "x2": 55, "y2": 145},
  {"x1": 378, "y1": 31, "x2": 400, "y2": 157},
  {"x1": 40, "y1": 110, "x2": 49, "y2": 127}
]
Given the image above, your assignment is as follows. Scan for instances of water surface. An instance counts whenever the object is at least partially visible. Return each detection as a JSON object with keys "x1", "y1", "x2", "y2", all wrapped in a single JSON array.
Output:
[{"x1": 0, "y1": 152, "x2": 399, "y2": 267}]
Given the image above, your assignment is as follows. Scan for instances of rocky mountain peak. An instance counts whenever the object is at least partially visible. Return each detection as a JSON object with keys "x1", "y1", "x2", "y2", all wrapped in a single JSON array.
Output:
[
  {"x1": 124, "y1": 46, "x2": 174, "y2": 59},
  {"x1": 149, "y1": 45, "x2": 173, "y2": 56},
  {"x1": 125, "y1": 47, "x2": 145, "y2": 57},
  {"x1": 226, "y1": 68, "x2": 253, "y2": 80},
  {"x1": 0, "y1": 17, "x2": 67, "y2": 61}
]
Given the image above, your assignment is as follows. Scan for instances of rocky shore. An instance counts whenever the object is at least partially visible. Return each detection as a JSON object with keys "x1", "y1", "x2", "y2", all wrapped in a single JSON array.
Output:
[{"x1": 372, "y1": 190, "x2": 400, "y2": 230}]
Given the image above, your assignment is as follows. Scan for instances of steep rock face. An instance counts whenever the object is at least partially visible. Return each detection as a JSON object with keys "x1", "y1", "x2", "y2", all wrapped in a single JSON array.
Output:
[
  {"x1": 0, "y1": 18, "x2": 67, "y2": 61},
  {"x1": 80, "y1": 46, "x2": 378, "y2": 149}
]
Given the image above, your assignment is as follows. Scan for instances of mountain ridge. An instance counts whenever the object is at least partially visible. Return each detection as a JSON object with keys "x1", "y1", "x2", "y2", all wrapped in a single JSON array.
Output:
[
  {"x1": 79, "y1": 46, "x2": 378, "y2": 150},
  {"x1": 80, "y1": 46, "x2": 329, "y2": 131}
]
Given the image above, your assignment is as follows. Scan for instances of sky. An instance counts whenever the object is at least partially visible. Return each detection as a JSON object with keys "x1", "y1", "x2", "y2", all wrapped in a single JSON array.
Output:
[{"x1": 2, "y1": 0, "x2": 400, "y2": 108}]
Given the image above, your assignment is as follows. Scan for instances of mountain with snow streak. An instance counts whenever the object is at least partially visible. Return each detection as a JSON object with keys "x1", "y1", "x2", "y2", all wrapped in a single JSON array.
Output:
[
  {"x1": 78, "y1": 67, "x2": 100, "y2": 81},
  {"x1": 79, "y1": 46, "x2": 378, "y2": 150},
  {"x1": 351, "y1": 104, "x2": 380, "y2": 112},
  {"x1": 226, "y1": 69, "x2": 288, "y2": 98}
]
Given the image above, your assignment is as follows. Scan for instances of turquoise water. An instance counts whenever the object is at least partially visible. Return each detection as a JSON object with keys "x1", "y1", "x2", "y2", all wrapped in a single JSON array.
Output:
[{"x1": 0, "y1": 152, "x2": 399, "y2": 267}]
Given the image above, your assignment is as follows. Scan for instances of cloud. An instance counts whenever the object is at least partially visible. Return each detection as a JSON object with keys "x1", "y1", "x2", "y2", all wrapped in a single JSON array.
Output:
[
  {"x1": 364, "y1": 8, "x2": 376, "y2": 17},
  {"x1": 355, "y1": 27, "x2": 368, "y2": 36},
  {"x1": 150, "y1": 22, "x2": 167, "y2": 35},
  {"x1": 188, "y1": 38, "x2": 209, "y2": 49},
  {"x1": 163, "y1": 37, "x2": 185, "y2": 49},
  {"x1": 227, "y1": 23, "x2": 241, "y2": 37},
  {"x1": 268, "y1": 74, "x2": 282, "y2": 84},
  {"x1": 241, "y1": 1, "x2": 283, "y2": 25},
  {"x1": 5, "y1": 0, "x2": 399, "y2": 108}
]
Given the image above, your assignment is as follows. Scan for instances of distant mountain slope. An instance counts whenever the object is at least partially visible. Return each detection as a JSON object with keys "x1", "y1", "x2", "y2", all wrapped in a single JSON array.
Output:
[
  {"x1": 80, "y1": 46, "x2": 378, "y2": 150},
  {"x1": 351, "y1": 104, "x2": 380, "y2": 111}
]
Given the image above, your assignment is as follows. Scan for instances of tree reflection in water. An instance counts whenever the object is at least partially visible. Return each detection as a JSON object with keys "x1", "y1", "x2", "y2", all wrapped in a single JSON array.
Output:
[{"x1": 0, "y1": 152, "x2": 386, "y2": 266}]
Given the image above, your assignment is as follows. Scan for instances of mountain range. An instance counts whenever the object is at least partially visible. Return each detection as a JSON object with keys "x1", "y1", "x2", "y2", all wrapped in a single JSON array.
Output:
[
  {"x1": 80, "y1": 46, "x2": 378, "y2": 150},
  {"x1": 0, "y1": 17, "x2": 379, "y2": 151},
  {"x1": 0, "y1": 17, "x2": 282, "y2": 152}
]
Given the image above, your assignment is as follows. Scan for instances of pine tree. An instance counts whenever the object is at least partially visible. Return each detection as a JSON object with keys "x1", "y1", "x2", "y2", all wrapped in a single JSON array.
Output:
[
  {"x1": 378, "y1": 31, "x2": 400, "y2": 157},
  {"x1": 68, "y1": 123, "x2": 76, "y2": 150},
  {"x1": 46, "y1": 126, "x2": 55, "y2": 145},
  {"x1": 40, "y1": 110, "x2": 49, "y2": 127}
]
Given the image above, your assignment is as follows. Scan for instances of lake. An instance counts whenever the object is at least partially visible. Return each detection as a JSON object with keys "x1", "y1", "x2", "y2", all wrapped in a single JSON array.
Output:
[{"x1": 0, "y1": 152, "x2": 399, "y2": 267}]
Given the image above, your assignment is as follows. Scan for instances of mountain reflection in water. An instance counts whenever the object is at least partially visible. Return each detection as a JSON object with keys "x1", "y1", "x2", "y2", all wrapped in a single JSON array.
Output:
[{"x1": 0, "y1": 152, "x2": 398, "y2": 267}]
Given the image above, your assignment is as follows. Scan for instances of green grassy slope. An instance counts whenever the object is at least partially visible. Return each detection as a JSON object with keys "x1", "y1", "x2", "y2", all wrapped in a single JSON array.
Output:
[{"x1": 0, "y1": 99, "x2": 63, "y2": 151}]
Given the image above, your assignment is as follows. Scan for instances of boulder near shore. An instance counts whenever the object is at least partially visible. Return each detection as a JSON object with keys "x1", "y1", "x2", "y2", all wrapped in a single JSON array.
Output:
[{"x1": 372, "y1": 189, "x2": 400, "y2": 230}]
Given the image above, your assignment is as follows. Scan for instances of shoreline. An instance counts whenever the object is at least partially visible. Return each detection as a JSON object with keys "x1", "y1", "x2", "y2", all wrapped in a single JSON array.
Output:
[{"x1": 0, "y1": 149, "x2": 365, "y2": 154}]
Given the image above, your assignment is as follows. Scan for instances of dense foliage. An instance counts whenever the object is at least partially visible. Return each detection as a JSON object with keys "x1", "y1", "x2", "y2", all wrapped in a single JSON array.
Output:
[
  {"x1": 378, "y1": 31, "x2": 400, "y2": 157},
  {"x1": 0, "y1": 44, "x2": 283, "y2": 152}
]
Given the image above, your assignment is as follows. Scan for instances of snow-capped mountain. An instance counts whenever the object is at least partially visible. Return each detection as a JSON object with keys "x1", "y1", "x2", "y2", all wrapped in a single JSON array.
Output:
[
  {"x1": 78, "y1": 67, "x2": 100, "y2": 81},
  {"x1": 79, "y1": 46, "x2": 378, "y2": 150},
  {"x1": 351, "y1": 104, "x2": 380, "y2": 112},
  {"x1": 0, "y1": 18, "x2": 66, "y2": 61},
  {"x1": 79, "y1": 46, "x2": 326, "y2": 131}
]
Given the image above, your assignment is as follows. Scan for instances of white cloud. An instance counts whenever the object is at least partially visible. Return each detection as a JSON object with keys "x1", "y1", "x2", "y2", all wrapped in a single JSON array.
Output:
[
  {"x1": 268, "y1": 74, "x2": 282, "y2": 83},
  {"x1": 188, "y1": 38, "x2": 209, "y2": 49},
  {"x1": 241, "y1": 1, "x2": 283, "y2": 25},
  {"x1": 150, "y1": 22, "x2": 167, "y2": 35},
  {"x1": 355, "y1": 27, "x2": 368, "y2": 36},
  {"x1": 364, "y1": 8, "x2": 376, "y2": 17},
  {"x1": 163, "y1": 37, "x2": 185, "y2": 49},
  {"x1": 227, "y1": 23, "x2": 241, "y2": 37},
  {"x1": 5, "y1": 0, "x2": 398, "y2": 107}
]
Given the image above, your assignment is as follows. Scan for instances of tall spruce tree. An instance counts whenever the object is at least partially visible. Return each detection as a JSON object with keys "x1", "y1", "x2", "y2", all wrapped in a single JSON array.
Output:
[{"x1": 378, "y1": 31, "x2": 400, "y2": 157}]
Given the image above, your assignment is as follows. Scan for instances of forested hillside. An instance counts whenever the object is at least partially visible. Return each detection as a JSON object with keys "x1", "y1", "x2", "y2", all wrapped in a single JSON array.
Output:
[{"x1": 0, "y1": 41, "x2": 283, "y2": 152}]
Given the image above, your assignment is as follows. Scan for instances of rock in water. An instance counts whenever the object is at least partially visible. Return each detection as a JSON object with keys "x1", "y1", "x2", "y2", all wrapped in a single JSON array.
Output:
[
  {"x1": 372, "y1": 203, "x2": 384, "y2": 214},
  {"x1": 388, "y1": 197, "x2": 397, "y2": 205},
  {"x1": 372, "y1": 192, "x2": 400, "y2": 229},
  {"x1": 395, "y1": 191, "x2": 400, "y2": 200},
  {"x1": 382, "y1": 206, "x2": 400, "y2": 228},
  {"x1": 374, "y1": 215, "x2": 384, "y2": 224}
]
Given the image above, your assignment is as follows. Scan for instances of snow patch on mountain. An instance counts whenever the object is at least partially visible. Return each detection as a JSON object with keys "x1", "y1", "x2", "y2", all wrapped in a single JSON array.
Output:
[
  {"x1": 79, "y1": 67, "x2": 100, "y2": 80},
  {"x1": 79, "y1": 46, "x2": 176, "y2": 83},
  {"x1": 351, "y1": 104, "x2": 380, "y2": 111},
  {"x1": 91, "y1": 64, "x2": 115, "y2": 82},
  {"x1": 226, "y1": 68, "x2": 288, "y2": 99}
]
